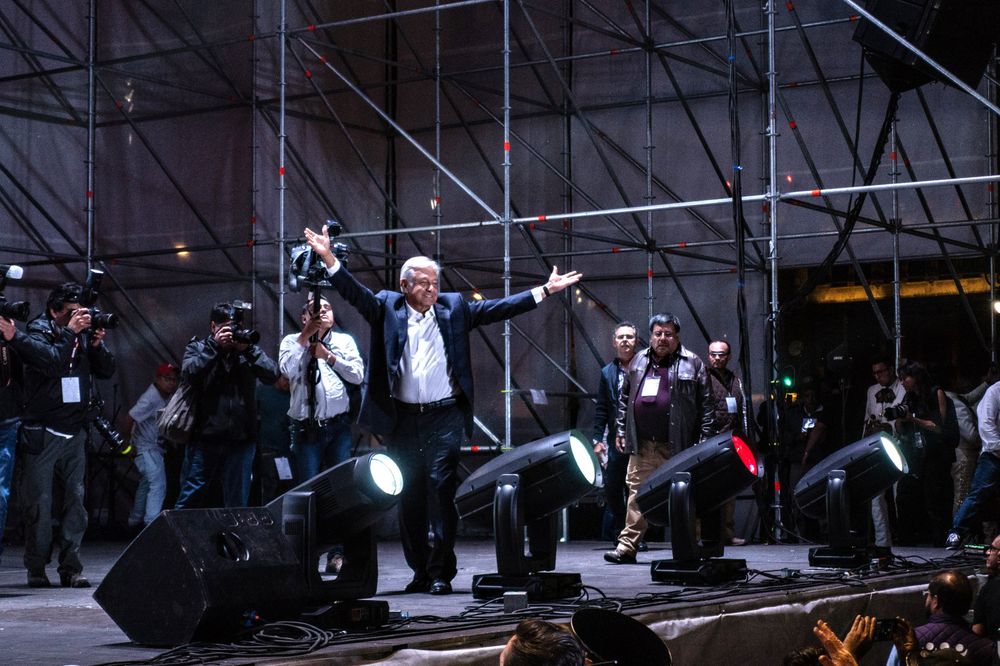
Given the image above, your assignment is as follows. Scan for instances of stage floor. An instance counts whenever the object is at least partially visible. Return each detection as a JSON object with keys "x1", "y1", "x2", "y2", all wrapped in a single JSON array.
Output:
[{"x1": 0, "y1": 538, "x2": 982, "y2": 665}]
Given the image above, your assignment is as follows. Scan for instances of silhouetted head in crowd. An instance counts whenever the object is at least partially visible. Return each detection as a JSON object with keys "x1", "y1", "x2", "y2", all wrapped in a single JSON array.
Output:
[
  {"x1": 926, "y1": 571, "x2": 973, "y2": 617},
  {"x1": 781, "y1": 646, "x2": 823, "y2": 666},
  {"x1": 499, "y1": 618, "x2": 586, "y2": 666}
]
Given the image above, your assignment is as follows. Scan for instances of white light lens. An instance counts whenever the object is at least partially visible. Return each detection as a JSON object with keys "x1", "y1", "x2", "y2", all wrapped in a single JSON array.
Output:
[
  {"x1": 569, "y1": 433, "x2": 597, "y2": 484},
  {"x1": 369, "y1": 453, "x2": 404, "y2": 496},
  {"x1": 880, "y1": 436, "x2": 906, "y2": 472}
]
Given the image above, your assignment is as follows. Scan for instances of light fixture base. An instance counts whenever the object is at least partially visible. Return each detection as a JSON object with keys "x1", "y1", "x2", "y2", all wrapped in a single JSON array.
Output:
[
  {"x1": 649, "y1": 558, "x2": 747, "y2": 586},
  {"x1": 807, "y1": 546, "x2": 870, "y2": 569},
  {"x1": 471, "y1": 571, "x2": 582, "y2": 601}
]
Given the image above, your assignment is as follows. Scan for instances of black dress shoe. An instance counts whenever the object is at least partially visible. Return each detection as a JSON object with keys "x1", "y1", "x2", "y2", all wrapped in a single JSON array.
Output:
[
  {"x1": 945, "y1": 532, "x2": 963, "y2": 551},
  {"x1": 404, "y1": 577, "x2": 431, "y2": 593},
  {"x1": 429, "y1": 579, "x2": 452, "y2": 595},
  {"x1": 637, "y1": 540, "x2": 649, "y2": 552}
]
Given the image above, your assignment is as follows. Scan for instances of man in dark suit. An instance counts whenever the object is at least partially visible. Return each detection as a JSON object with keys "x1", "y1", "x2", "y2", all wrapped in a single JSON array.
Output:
[
  {"x1": 592, "y1": 321, "x2": 637, "y2": 544},
  {"x1": 303, "y1": 225, "x2": 581, "y2": 595}
]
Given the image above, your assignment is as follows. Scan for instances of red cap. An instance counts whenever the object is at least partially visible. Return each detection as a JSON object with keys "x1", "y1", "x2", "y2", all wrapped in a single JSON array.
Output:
[{"x1": 156, "y1": 363, "x2": 178, "y2": 377}]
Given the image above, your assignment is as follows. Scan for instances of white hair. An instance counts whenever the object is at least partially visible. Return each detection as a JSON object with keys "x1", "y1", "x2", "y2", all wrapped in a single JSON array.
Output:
[{"x1": 400, "y1": 256, "x2": 440, "y2": 284}]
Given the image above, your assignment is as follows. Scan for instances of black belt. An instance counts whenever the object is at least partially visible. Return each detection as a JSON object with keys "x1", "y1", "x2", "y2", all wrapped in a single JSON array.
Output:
[
  {"x1": 293, "y1": 414, "x2": 349, "y2": 428},
  {"x1": 395, "y1": 397, "x2": 458, "y2": 413}
]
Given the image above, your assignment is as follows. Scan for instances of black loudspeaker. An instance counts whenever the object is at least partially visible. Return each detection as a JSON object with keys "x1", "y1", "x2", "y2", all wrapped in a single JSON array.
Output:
[
  {"x1": 853, "y1": 0, "x2": 1000, "y2": 92},
  {"x1": 94, "y1": 508, "x2": 308, "y2": 646}
]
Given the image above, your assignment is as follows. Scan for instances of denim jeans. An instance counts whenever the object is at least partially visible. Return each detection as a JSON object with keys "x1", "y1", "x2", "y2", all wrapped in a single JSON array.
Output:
[
  {"x1": 174, "y1": 439, "x2": 255, "y2": 509},
  {"x1": 129, "y1": 448, "x2": 166, "y2": 526},
  {"x1": 290, "y1": 415, "x2": 353, "y2": 484},
  {"x1": 0, "y1": 417, "x2": 18, "y2": 556},
  {"x1": 952, "y1": 451, "x2": 1000, "y2": 536}
]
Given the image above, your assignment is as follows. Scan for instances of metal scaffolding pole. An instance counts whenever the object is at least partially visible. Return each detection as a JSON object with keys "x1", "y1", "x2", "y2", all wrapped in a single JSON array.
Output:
[
  {"x1": 278, "y1": 0, "x2": 288, "y2": 337},
  {"x1": 644, "y1": 0, "x2": 654, "y2": 320},
  {"x1": 990, "y1": 56, "x2": 999, "y2": 362},
  {"x1": 503, "y1": 0, "x2": 512, "y2": 449},
  {"x1": 765, "y1": 0, "x2": 783, "y2": 542},
  {"x1": 890, "y1": 120, "x2": 902, "y2": 366},
  {"x1": 85, "y1": 0, "x2": 96, "y2": 272}
]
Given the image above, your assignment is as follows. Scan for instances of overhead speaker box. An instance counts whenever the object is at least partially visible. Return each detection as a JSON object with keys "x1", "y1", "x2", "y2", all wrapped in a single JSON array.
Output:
[
  {"x1": 94, "y1": 508, "x2": 307, "y2": 646},
  {"x1": 853, "y1": 0, "x2": 1000, "y2": 92}
]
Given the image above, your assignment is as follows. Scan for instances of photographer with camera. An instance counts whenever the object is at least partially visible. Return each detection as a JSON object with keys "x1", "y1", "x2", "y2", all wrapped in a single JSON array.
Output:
[
  {"x1": 894, "y1": 361, "x2": 958, "y2": 547},
  {"x1": 278, "y1": 297, "x2": 364, "y2": 483},
  {"x1": 0, "y1": 315, "x2": 24, "y2": 564},
  {"x1": 7, "y1": 282, "x2": 116, "y2": 588},
  {"x1": 174, "y1": 302, "x2": 277, "y2": 509},
  {"x1": 863, "y1": 357, "x2": 907, "y2": 557}
]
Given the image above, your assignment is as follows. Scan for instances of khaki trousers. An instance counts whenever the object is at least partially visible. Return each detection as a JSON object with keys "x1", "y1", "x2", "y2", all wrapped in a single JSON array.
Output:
[{"x1": 616, "y1": 439, "x2": 670, "y2": 554}]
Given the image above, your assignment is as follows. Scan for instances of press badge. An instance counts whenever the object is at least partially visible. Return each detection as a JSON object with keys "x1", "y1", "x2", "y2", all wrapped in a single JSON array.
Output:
[
  {"x1": 726, "y1": 396, "x2": 738, "y2": 413},
  {"x1": 61, "y1": 377, "x2": 81, "y2": 403},
  {"x1": 274, "y1": 457, "x2": 293, "y2": 481},
  {"x1": 641, "y1": 376, "x2": 660, "y2": 397}
]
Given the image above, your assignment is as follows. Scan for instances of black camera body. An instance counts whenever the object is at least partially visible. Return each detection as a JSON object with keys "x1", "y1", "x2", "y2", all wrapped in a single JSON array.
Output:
[
  {"x1": 883, "y1": 402, "x2": 911, "y2": 421},
  {"x1": 0, "y1": 264, "x2": 29, "y2": 322},
  {"x1": 231, "y1": 300, "x2": 260, "y2": 345},
  {"x1": 0, "y1": 295, "x2": 30, "y2": 322},
  {"x1": 81, "y1": 268, "x2": 119, "y2": 329}
]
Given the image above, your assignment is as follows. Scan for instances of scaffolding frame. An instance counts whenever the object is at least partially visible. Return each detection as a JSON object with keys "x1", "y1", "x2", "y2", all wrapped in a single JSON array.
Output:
[{"x1": 0, "y1": 0, "x2": 997, "y2": 451}]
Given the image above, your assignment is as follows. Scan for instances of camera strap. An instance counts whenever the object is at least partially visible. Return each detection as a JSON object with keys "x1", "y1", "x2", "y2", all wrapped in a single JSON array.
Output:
[
  {"x1": 0, "y1": 344, "x2": 10, "y2": 387},
  {"x1": 68, "y1": 337, "x2": 80, "y2": 374}
]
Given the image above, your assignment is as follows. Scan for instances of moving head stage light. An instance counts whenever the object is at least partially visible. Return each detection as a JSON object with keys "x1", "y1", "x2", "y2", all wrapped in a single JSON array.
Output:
[
  {"x1": 793, "y1": 432, "x2": 906, "y2": 568},
  {"x1": 266, "y1": 451, "x2": 404, "y2": 603},
  {"x1": 636, "y1": 431, "x2": 760, "y2": 585},
  {"x1": 455, "y1": 430, "x2": 601, "y2": 600}
]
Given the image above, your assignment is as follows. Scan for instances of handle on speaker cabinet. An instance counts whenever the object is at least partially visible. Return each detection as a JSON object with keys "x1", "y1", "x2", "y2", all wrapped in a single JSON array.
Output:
[{"x1": 216, "y1": 530, "x2": 250, "y2": 562}]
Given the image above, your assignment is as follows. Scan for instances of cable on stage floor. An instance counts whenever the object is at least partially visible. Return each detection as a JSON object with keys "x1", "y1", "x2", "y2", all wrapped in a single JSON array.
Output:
[{"x1": 93, "y1": 552, "x2": 985, "y2": 665}]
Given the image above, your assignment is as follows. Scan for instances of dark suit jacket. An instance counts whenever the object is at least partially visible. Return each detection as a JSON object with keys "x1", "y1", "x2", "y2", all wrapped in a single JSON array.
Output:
[
  {"x1": 592, "y1": 359, "x2": 625, "y2": 443},
  {"x1": 330, "y1": 266, "x2": 538, "y2": 438}
]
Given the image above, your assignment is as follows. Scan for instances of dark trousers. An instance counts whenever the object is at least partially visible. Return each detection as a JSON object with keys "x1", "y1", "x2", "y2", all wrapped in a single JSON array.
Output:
[
  {"x1": 601, "y1": 446, "x2": 628, "y2": 541},
  {"x1": 18, "y1": 428, "x2": 88, "y2": 576},
  {"x1": 388, "y1": 405, "x2": 463, "y2": 583}
]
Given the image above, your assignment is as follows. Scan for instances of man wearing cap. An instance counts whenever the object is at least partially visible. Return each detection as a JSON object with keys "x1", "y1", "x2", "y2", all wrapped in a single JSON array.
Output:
[{"x1": 124, "y1": 363, "x2": 179, "y2": 529}]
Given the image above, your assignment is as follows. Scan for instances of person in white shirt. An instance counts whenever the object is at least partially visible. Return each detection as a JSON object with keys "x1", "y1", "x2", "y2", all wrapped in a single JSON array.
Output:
[
  {"x1": 278, "y1": 297, "x2": 364, "y2": 484},
  {"x1": 124, "y1": 363, "x2": 179, "y2": 529},
  {"x1": 862, "y1": 357, "x2": 906, "y2": 555}
]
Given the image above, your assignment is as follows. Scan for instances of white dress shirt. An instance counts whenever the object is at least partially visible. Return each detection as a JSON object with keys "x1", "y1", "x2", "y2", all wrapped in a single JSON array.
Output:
[
  {"x1": 279, "y1": 329, "x2": 364, "y2": 420},
  {"x1": 395, "y1": 302, "x2": 457, "y2": 404}
]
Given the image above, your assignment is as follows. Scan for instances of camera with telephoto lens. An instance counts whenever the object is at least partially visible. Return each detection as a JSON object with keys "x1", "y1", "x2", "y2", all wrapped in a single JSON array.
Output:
[
  {"x1": 0, "y1": 264, "x2": 30, "y2": 321},
  {"x1": 883, "y1": 401, "x2": 911, "y2": 421},
  {"x1": 231, "y1": 300, "x2": 260, "y2": 345},
  {"x1": 90, "y1": 402, "x2": 130, "y2": 455},
  {"x1": 288, "y1": 220, "x2": 349, "y2": 292},
  {"x1": 81, "y1": 268, "x2": 119, "y2": 329}
]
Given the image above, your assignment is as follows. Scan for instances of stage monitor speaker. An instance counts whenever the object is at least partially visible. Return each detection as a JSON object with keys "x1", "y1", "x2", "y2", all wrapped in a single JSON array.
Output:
[
  {"x1": 94, "y1": 507, "x2": 308, "y2": 646},
  {"x1": 852, "y1": 0, "x2": 1000, "y2": 92}
]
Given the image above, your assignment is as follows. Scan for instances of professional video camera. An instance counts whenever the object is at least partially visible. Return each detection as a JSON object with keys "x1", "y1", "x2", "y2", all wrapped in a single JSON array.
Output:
[
  {"x1": 81, "y1": 268, "x2": 119, "y2": 329},
  {"x1": 0, "y1": 264, "x2": 30, "y2": 321},
  {"x1": 288, "y1": 220, "x2": 349, "y2": 292},
  {"x1": 231, "y1": 300, "x2": 260, "y2": 345}
]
